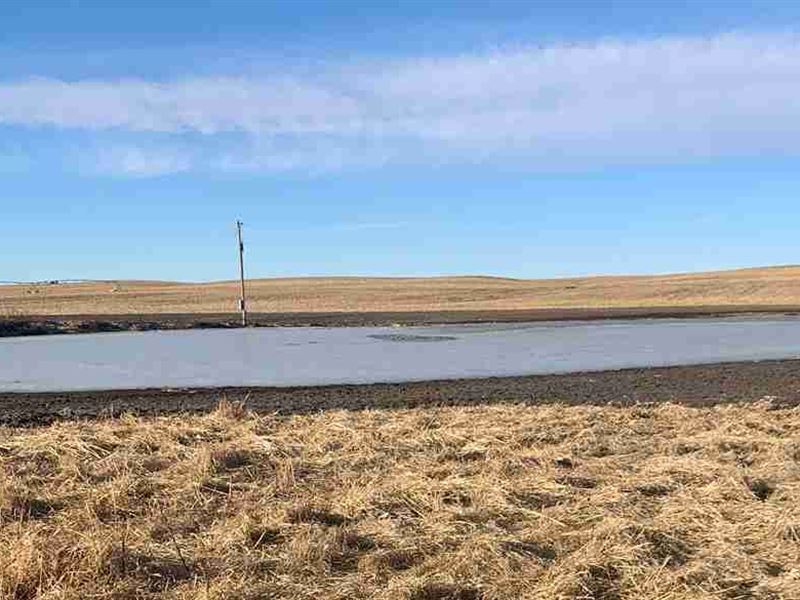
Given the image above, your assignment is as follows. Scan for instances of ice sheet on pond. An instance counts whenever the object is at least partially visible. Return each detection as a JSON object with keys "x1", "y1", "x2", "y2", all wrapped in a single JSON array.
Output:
[{"x1": 2, "y1": 316, "x2": 800, "y2": 392}]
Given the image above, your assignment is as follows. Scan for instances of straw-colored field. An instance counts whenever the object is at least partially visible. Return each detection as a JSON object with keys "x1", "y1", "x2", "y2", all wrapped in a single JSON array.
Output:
[
  {"x1": 2, "y1": 400, "x2": 798, "y2": 599},
  {"x1": 3, "y1": 266, "x2": 800, "y2": 316}
]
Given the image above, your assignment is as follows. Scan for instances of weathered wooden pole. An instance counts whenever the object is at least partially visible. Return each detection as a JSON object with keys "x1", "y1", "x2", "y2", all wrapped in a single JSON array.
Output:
[{"x1": 236, "y1": 220, "x2": 247, "y2": 327}]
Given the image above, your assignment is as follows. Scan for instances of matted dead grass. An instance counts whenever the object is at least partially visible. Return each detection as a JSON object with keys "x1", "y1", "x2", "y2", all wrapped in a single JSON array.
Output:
[
  {"x1": 1, "y1": 400, "x2": 799, "y2": 599},
  {"x1": 3, "y1": 265, "x2": 800, "y2": 315}
]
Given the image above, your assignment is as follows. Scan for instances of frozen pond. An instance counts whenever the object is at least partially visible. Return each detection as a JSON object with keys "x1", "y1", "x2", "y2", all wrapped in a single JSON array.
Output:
[{"x1": 2, "y1": 316, "x2": 800, "y2": 392}]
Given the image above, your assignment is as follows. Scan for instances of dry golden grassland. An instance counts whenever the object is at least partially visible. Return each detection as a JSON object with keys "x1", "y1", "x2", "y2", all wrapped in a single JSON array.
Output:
[
  {"x1": 1, "y1": 401, "x2": 799, "y2": 599},
  {"x1": 3, "y1": 266, "x2": 800, "y2": 315}
]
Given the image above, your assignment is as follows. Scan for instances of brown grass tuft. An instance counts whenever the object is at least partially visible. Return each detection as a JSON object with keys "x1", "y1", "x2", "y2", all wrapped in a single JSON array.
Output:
[
  {"x1": 409, "y1": 582, "x2": 484, "y2": 600},
  {"x1": 0, "y1": 491, "x2": 58, "y2": 521},
  {"x1": 287, "y1": 504, "x2": 348, "y2": 527},
  {"x1": 212, "y1": 396, "x2": 249, "y2": 420}
]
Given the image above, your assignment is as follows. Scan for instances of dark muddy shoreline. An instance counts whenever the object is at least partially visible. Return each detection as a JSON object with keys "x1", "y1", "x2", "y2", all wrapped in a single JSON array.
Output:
[
  {"x1": 3, "y1": 305, "x2": 800, "y2": 338},
  {"x1": 2, "y1": 359, "x2": 799, "y2": 427}
]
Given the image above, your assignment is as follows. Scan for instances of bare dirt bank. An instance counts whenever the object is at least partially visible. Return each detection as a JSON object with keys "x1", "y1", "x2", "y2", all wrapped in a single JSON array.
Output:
[
  {"x1": 2, "y1": 359, "x2": 799, "y2": 426},
  {"x1": 3, "y1": 304, "x2": 800, "y2": 338}
]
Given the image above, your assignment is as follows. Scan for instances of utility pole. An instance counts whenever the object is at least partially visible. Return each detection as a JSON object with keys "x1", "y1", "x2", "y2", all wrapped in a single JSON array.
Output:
[{"x1": 236, "y1": 220, "x2": 247, "y2": 326}]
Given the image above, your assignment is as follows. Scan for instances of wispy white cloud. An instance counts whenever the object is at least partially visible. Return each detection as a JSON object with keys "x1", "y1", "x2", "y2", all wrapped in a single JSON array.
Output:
[
  {"x1": 2, "y1": 32, "x2": 800, "y2": 175},
  {"x1": 84, "y1": 145, "x2": 192, "y2": 177}
]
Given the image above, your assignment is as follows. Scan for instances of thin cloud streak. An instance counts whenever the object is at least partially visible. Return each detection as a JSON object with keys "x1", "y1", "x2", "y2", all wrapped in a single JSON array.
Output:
[
  {"x1": 87, "y1": 146, "x2": 192, "y2": 177},
  {"x1": 2, "y1": 32, "x2": 800, "y2": 175}
]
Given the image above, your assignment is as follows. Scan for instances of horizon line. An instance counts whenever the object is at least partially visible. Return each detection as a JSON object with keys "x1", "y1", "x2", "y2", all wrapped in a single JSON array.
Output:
[{"x1": 3, "y1": 264, "x2": 799, "y2": 287}]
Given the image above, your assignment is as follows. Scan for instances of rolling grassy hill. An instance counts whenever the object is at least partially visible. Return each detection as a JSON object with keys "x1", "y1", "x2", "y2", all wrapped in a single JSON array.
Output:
[{"x1": 2, "y1": 266, "x2": 800, "y2": 316}]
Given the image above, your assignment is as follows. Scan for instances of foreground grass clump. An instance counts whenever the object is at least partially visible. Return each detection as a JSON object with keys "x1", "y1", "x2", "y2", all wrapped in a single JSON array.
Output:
[{"x1": 1, "y1": 401, "x2": 799, "y2": 599}]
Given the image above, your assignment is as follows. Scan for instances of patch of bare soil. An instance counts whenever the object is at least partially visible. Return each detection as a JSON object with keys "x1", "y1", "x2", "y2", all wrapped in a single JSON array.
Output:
[{"x1": 3, "y1": 306, "x2": 800, "y2": 337}]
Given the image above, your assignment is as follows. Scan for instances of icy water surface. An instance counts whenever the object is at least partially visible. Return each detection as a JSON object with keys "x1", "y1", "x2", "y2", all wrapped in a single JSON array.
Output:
[{"x1": 2, "y1": 317, "x2": 800, "y2": 392}]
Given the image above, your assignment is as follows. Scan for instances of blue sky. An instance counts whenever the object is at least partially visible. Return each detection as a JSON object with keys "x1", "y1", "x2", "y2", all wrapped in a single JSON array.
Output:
[{"x1": 2, "y1": 0, "x2": 800, "y2": 282}]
